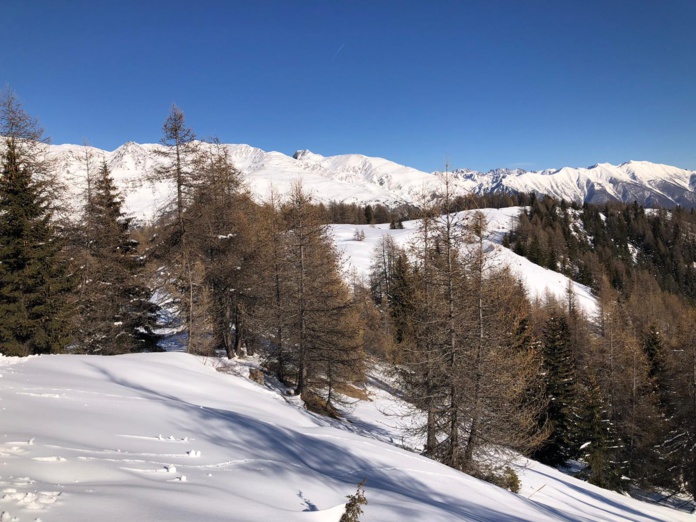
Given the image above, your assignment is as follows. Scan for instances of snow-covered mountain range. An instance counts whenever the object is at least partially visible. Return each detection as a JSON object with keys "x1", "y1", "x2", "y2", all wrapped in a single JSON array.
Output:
[{"x1": 50, "y1": 142, "x2": 696, "y2": 222}]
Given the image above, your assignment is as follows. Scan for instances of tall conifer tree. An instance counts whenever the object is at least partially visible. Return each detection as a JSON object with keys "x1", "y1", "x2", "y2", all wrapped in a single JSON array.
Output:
[
  {"x1": 534, "y1": 314, "x2": 579, "y2": 466},
  {"x1": 0, "y1": 90, "x2": 72, "y2": 355},
  {"x1": 76, "y1": 162, "x2": 158, "y2": 353}
]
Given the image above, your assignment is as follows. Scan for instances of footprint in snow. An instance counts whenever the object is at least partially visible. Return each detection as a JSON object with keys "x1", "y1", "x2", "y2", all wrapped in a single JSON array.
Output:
[
  {"x1": 3, "y1": 489, "x2": 61, "y2": 510},
  {"x1": 32, "y1": 456, "x2": 66, "y2": 462},
  {"x1": 117, "y1": 434, "x2": 191, "y2": 443},
  {"x1": 120, "y1": 464, "x2": 189, "y2": 476},
  {"x1": 11, "y1": 478, "x2": 34, "y2": 487},
  {"x1": 1, "y1": 439, "x2": 35, "y2": 456}
]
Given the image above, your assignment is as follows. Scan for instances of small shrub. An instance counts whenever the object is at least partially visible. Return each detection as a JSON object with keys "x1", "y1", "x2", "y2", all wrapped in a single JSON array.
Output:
[
  {"x1": 500, "y1": 466, "x2": 521, "y2": 493},
  {"x1": 473, "y1": 465, "x2": 521, "y2": 493},
  {"x1": 353, "y1": 229, "x2": 366, "y2": 241},
  {"x1": 340, "y1": 478, "x2": 367, "y2": 522}
]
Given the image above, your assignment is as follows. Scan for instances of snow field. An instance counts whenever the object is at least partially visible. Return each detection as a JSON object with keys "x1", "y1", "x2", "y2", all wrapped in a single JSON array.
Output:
[{"x1": 0, "y1": 352, "x2": 691, "y2": 521}]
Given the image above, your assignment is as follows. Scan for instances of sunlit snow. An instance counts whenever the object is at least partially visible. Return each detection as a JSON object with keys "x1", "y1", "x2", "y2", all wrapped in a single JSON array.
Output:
[
  {"x1": 330, "y1": 207, "x2": 598, "y2": 317},
  {"x1": 0, "y1": 352, "x2": 690, "y2": 521}
]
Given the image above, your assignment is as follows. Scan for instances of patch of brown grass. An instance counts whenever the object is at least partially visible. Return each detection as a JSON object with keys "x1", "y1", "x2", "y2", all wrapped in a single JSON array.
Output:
[
  {"x1": 334, "y1": 382, "x2": 371, "y2": 401},
  {"x1": 302, "y1": 390, "x2": 341, "y2": 419}
]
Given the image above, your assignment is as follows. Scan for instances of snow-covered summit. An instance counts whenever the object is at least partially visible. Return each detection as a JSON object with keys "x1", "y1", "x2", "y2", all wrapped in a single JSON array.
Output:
[{"x1": 46, "y1": 141, "x2": 696, "y2": 223}]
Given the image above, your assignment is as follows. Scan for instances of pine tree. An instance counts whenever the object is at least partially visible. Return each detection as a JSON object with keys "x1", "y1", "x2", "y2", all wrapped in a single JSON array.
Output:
[
  {"x1": 76, "y1": 162, "x2": 158, "y2": 353},
  {"x1": 340, "y1": 479, "x2": 367, "y2": 522},
  {"x1": 576, "y1": 373, "x2": 625, "y2": 490},
  {"x1": 0, "y1": 90, "x2": 72, "y2": 356},
  {"x1": 533, "y1": 314, "x2": 579, "y2": 466}
]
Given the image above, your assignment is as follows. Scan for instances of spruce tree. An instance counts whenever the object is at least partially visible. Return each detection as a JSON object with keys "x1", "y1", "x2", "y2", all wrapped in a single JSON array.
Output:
[
  {"x1": 0, "y1": 90, "x2": 72, "y2": 356},
  {"x1": 533, "y1": 314, "x2": 578, "y2": 466},
  {"x1": 576, "y1": 373, "x2": 625, "y2": 490},
  {"x1": 76, "y1": 162, "x2": 158, "y2": 353},
  {"x1": 643, "y1": 325, "x2": 666, "y2": 387},
  {"x1": 340, "y1": 479, "x2": 367, "y2": 522}
]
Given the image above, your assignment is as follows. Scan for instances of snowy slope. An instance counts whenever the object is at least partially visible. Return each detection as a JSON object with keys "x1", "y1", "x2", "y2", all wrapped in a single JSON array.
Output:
[
  {"x1": 0, "y1": 352, "x2": 691, "y2": 522},
  {"x1": 330, "y1": 207, "x2": 597, "y2": 317},
  {"x1": 47, "y1": 142, "x2": 696, "y2": 223}
]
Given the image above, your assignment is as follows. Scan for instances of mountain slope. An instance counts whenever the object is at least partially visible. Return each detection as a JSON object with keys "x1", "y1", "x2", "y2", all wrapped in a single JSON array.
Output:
[
  {"x1": 48, "y1": 142, "x2": 696, "y2": 223},
  {"x1": 329, "y1": 207, "x2": 598, "y2": 317}
]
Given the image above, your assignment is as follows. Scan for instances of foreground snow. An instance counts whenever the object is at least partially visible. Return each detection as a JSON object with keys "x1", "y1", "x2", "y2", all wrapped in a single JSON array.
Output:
[{"x1": 0, "y1": 353, "x2": 689, "y2": 521}]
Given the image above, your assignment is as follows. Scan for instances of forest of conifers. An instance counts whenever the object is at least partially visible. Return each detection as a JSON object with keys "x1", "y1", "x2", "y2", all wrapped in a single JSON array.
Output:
[{"x1": 1, "y1": 90, "x2": 695, "y2": 500}]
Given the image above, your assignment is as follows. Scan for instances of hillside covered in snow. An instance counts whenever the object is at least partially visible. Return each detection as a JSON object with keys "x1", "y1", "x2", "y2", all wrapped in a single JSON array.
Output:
[
  {"x1": 1, "y1": 351, "x2": 692, "y2": 522},
  {"x1": 329, "y1": 207, "x2": 598, "y2": 317}
]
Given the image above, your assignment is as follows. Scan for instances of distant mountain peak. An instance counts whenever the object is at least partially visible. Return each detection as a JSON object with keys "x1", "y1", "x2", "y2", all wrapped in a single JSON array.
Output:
[
  {"x1": 293, "y1": 149, "x2": 323, "y2": 162},
  {"x1": 46, "y1": 142, "x2": 696, "y2": 222}
]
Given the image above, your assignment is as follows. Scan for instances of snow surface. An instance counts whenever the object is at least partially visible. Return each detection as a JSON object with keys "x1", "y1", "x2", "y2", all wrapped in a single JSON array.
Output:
[
  {"x1": 330, "y1": 208, "x2": 597, "y2": 317},
  {"x1": 0, "y1": 352, "x2": 690, "y2": 521}
]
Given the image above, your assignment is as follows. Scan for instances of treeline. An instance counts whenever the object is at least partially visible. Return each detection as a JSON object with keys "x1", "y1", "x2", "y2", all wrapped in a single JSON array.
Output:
[
  {"x1": 505, "y1": 194, "x2": 696, "y2": 301},
  {"x1": 317, "y1": 191, "x2": 534, "y2": 226}
]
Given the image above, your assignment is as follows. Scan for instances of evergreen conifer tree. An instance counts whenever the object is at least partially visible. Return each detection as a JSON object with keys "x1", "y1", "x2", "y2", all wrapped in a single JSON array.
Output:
[
  {"x1": 340, "y1": 479, "x2": 367, "y2": 522},
  {"x1": 533, "y1": 314, "x2": 578, "y2": 466},
  {"x1": 576, "y1": 373, "x2": 625, "y2": 490},
  {"x1": 0, "y1": 90, "x2": 72, "y2": 356},
  {"x1": 76, "y1": 162, "x2": 158, "y2": 353}
]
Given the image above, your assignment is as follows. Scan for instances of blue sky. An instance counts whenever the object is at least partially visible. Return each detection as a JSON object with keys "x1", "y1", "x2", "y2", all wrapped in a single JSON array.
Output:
[{"x1": 1, "y1": 1, "x2": 695, "y2": 172}]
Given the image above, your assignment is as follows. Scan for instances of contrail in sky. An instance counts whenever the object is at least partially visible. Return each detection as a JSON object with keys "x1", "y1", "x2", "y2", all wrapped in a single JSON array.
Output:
[{"x1": 330, "y1": 43, "x2": 345, "y2": 61}]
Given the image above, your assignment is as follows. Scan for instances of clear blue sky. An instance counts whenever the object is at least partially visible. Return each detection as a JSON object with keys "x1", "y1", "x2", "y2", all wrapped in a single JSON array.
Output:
[{"x1": 1, "y1": 0, "x2": 695, "y2": 172}]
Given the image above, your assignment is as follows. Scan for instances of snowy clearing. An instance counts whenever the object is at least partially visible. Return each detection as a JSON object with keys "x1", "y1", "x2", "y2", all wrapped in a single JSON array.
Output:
[{"x1": 330, "y1": 207, "x2": 597, "y2": 317}]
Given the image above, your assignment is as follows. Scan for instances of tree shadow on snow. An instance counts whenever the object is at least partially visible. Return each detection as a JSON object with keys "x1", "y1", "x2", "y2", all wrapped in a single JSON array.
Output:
[
  {"x1": 523, "y1": 468, "x2": 667, "y2": 522},
  {"x1": 89, "y1": 363, "x2": 585, "y2": 521}
]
